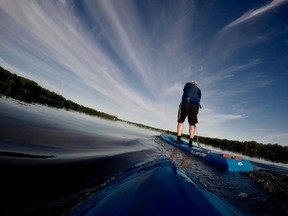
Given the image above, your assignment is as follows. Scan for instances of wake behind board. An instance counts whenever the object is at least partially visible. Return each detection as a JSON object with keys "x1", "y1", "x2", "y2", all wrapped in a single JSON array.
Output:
[{"x1": 160, "y1": 133, "x2": 253, "y2": 172}]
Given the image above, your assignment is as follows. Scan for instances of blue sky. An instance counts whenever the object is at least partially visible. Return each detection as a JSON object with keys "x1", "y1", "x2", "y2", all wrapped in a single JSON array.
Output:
[{"x1": 1, "y1": 0, "x2": 288, "y2": 146}]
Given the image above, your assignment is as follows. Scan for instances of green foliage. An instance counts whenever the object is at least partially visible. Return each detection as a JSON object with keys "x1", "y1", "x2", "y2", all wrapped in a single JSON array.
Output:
[
  {"x1": 193, "y1": 134, "x2": 288, "y2": 163},
  {"x1": 119, "y1": 119, "x2": 165, "y2": 133},
  {"x1": 0, "y1": 67, "x2": 118, "y2": 121}
]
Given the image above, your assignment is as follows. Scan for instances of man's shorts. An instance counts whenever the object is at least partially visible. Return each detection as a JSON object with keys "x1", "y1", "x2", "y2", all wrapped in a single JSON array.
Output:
[{"x1": 177, "y1": 102, "x2": 199, "y2": 126}]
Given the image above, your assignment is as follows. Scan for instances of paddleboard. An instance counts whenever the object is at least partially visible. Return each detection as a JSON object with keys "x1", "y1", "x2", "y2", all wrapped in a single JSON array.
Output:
[{"x1": 160, "y1": 133, "x2": 253, "y2": 172}]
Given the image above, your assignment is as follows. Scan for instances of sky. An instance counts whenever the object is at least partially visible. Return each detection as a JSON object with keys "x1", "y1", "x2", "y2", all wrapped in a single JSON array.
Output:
[{"x1": 1, "y1": 0, "x2": 288, "y2": 146}]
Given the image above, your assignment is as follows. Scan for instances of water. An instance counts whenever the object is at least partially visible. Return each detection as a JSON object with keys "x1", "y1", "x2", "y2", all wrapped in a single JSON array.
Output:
[{"x1": 0, "y1": 97, "x2": 287, "y2": 216}]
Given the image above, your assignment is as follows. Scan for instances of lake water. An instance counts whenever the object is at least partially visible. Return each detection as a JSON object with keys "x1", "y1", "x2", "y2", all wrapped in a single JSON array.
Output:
[{"x1": 0, "y1": 97, "x2": 287, "y2": 215}]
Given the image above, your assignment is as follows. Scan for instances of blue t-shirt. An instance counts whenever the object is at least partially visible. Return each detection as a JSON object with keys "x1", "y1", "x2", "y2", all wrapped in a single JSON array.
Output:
[{"x1": 181, "y1": 82, "x2": 201, "y2": 103}]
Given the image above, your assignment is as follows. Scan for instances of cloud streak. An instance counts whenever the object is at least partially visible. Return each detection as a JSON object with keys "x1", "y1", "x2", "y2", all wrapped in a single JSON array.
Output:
[
  {"x1": 223, "y1": 0, "x2": 288, "y2": 31},
  {"x1": 0, "y1": 0, "x2": 199, "y2": 123},
  {"x1": 1, "y1": 0, "x2": 287, "y2": 145}
]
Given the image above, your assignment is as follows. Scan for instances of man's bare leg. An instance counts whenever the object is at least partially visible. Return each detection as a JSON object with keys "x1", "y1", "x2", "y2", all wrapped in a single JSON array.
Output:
[
  {"x1": 188, "y1": 125, "x2": 195, "y2": 147},
  {"x1": 177, "y1": 122, "x2": 184, "y2": 137},
  {"x1": 189, "y1": 125, "x2": 195, "y2": 139},
  {"x1": 174, "y1": 122, "x2": 184, "y2": 144}
]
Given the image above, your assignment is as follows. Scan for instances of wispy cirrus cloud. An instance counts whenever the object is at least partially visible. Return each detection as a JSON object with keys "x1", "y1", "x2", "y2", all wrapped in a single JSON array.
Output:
[
  {"x1": 1, "y1": 0, "x2": 287, "y2": 145},
  {"x1": 0, "y1": 0, "x2": 191, "y2": 127},
  {"x1": 200, "y1": 107, "x2": 247, "y2": 124},
  {"x1": 0, "y1": 0, "x2": 266, "y2": 126},
  {"x1": 223, "y1": 0, "x2": 288, "y2": 31}
]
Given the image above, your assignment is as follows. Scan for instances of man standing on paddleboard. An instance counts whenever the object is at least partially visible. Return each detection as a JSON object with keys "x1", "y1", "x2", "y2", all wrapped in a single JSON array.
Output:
[{"x1": 175, "y1": 80, "x2": 201, "y2": 147}]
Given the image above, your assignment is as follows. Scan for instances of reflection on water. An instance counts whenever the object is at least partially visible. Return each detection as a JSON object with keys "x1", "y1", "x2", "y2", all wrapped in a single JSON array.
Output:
[
  {"x1": 170, "y1": 148, "x2": 190, "y2": 168},
  {"x1": 0, "y1": 97, "x2": 159, "y2": 160},
  {"x1": 0, "y1": 97, "x2": 157, "y2": 137},
  {"x1": 1, "y1": 97, "x2": 288, "y2": 216},
  {"x1": 0, "y1": 97, "x2": 163, "y2": 215}
]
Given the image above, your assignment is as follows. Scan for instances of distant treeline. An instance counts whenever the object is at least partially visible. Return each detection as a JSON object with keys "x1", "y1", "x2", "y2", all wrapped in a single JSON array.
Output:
[
  {"x1": 0, "y1": 67, "x2": 117, "y2": 120},
  {"x1": 1, "y1": 66, "x2": 288, "y2": 163},
  {"x1": 167, "y1": 131, "x2": 288, "y2": 163},
  {"x1": 119, "y1": 119, "x2": 166, "y2": 133}
]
